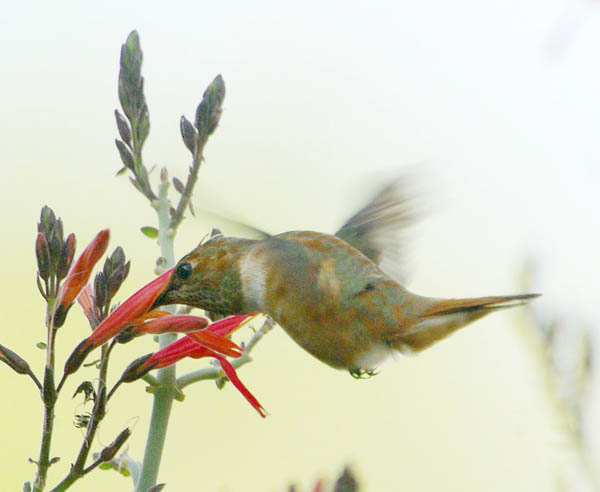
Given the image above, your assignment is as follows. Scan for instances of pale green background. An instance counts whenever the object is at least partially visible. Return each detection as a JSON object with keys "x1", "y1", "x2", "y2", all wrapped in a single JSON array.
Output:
[{"x1": 1, "y1": 1, "x2": 598, "y2": 490}]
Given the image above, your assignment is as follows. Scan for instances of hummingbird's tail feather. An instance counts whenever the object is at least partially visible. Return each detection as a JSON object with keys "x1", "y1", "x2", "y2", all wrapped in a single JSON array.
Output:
[{"x1": 394, "y1": 293, "x2": 540, "y2": 353}]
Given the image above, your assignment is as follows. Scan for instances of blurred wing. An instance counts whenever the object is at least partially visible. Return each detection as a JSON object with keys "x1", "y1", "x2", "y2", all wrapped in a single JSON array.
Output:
[
  {"x1": 194, "y1": 207, "x2": 271, "y2": 240},
  {"x1": 335, "y1": 177, "x2": 419, "y2": 282}
]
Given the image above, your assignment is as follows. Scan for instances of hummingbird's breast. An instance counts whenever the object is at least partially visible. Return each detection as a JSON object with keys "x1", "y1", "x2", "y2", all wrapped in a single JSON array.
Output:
[{"x1": 238, "y1": 231, "x2": 413, "y2": 371}]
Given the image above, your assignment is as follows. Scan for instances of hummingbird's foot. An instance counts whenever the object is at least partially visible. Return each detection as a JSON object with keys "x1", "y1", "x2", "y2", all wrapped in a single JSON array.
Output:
[{"x1": 349, "y1": 368, "x2": 380, "y2": 379}]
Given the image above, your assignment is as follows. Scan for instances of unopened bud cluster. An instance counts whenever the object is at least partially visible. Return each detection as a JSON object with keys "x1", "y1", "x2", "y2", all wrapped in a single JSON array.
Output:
[
  {"x1": 36, "y1": 206, "x2": 76, "y2": 301},
  {"x1": 94, "y1": 247, "x2": 130, "y2": 318}
]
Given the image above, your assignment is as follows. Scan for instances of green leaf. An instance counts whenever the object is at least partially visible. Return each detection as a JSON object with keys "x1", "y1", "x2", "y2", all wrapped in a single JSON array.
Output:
[
  {"x1": 140, "y1": 226, "x2": 158, "y2": 239},
  {"x1": 36, "y1": 342, "x2": 46, "y2": 350},
  {"x1": 116, "y1": 166, "x2": 128, "y2": 176}
]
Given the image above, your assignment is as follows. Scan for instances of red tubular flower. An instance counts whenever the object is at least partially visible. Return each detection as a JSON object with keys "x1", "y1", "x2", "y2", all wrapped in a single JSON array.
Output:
[
  {"x1": 124, "y1": 315, "x2": 242, "y2": 358},
  {"x1": 53, "y1": 229, "x2": 110, "y2": 327},
  {"x1": 129, "y1": 314, "x2": 208, "y2": 337},
  {"x1": 64, "y1": 268, "x2": 174, "y2": 376},
  {"x1": 213, "y1": 354, "x2": 266, "y2": 418},
  {"x1": 146, "y1": 336, "x2": 212, "y2": 368},
  {"x1": 145, "y1": 315, "x2": 252, "y2": 366},
  {"x1": 84, "y1": 267, "x2": 174, "y2": 349},
  {"x1": 131, "y1": 314, "x2": 266, "y2": 417}
]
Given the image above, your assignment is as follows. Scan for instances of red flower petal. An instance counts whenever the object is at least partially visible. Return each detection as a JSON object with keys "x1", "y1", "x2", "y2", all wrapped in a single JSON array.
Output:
[
  {"x1": 56, "y1": 229, "x2": 110, "y2": 311},
  {"x1": 85, "y1": 268, "x2": 173, "y2": 349},
  {"x1": 186, "y1": 330, "x2": 243, "y2": 358},
  {"x1": 214, "y1": 355, "x2": 267, "y2": 418},
  {"x1": 205, "y1": 314, "x2": 254, "y2": 336},
  {"x1": 141, "y1": 315, "x2": 251, "y2": 361},
  {"x1": 142, "y1": 332, "x2": 267, "y2": 417},
  {"x1": 146, "y1": 336, "x2": 212, "y2": 368},
  {"x1": 135, "y1": 314, "x2": 208, "y2": 336}
]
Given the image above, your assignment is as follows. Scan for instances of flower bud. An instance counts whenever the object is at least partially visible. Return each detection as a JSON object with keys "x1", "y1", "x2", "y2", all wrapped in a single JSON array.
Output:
[
  {"x1": 51, "y1": 218, "x2": 64, "y2": 243},
  {"x1": 63, "y1": 339, "x2": 95, "y2": 376},
  {"x1": 109, "y1": 246, "x2": 126, "y2": 270},
  {"x1": 114, "y1": 109, "x2": 132, "y2": 146},
  {"x1": 94, "y1": 271, "x2": 108, "y2": 308},
  {"x1": 119, "y1": 353, "x2": 156, "y2": 383},
  {"x1": 180, "y1": 115, "x2": 197, "y2": 153},
  {"x1": 38, "y1": 206, "x2": 56, "y2": 236},
  {"x1": 194, "y1": 74, "x2": 225, "y2": 137},
  {"x1": 115, "y1": 139, "x2": 135, "y2": 171},
  {"x1": 35, "y1": 233, "x2": 51, "y2": 281},
  {"x1": 0, "y1": 344, "x2": 32, "y2": 375},
  {"x1": 52, "y1": 303, "x2": 73, "y2": 329},
  {"x1": 48, "y1": 233, "x2": 62, "y2": 278},
  {"x1": 98, "y1": 427, "x2": 131, "y2": 463},
  {"x1": 106, "y1": 261, "x2": 130, "y2": 301},
  {"x1": 57, "y1": 233, "x2": 76, "y2": 280}
]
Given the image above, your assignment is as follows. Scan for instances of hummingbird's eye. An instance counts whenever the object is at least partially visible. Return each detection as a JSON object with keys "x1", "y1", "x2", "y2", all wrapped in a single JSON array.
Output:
[{"x1": 176, "y1": 262, "x2": 192, "y2": 281}]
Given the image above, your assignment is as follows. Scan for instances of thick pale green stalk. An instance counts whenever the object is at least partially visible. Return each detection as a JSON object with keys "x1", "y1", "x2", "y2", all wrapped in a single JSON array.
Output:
[{"x1": 136, "y1": 175, "x2": 177, "y2": 492}]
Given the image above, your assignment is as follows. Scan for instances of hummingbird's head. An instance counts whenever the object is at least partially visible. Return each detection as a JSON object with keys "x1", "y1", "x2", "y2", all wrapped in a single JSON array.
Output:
[{"x1": 152, "y1": 236, "x2": 254, "y2": 315}]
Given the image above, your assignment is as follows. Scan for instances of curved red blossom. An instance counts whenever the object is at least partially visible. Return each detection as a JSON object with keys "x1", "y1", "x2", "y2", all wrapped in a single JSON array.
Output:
[
  {"x1": 130, "y1": 314, "x2": 208, "y2": 336},
  {"x1": 146, "y1": 336, "x2": 210, "y2": 368},
  {"x1": 53, "y1": 229, "x2": 110, "y2": 327},
  {"x1": 186, "y1": 330, "x2": 242, "y2": 358},
  {"x1": 199, "y1": 314, "x2": 253, "y2": 336},
  {"x1": 130, "y1": 315, "x2": 242, "y2": 357},
  {"x1": 145, "y1": 315, "x2": 253, "y2": 366},
  {"x1": 84, "y1": 268, "x2": 174, "y2": 349},
  {"x1": 213, "y1": 355, "x2": 267, "y2": 418},
  {"x1": 134, "y1": 315, "x2": 266, "y2": 417}
]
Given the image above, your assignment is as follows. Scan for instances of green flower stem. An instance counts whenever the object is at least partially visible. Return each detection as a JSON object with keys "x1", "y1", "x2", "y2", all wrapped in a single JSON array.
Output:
[
  {"x1": 51, "y1": 343, "x2": 115, "y2": 491},
  {"x1": 135, "y1": 174, "x2": 177, "y2": 492},
  {"x1": 32, "y1": 305, "x2": 59, "y2": 492},
  {"x1": 32, "y1": 369, "x2": 56, "y2": 492}
]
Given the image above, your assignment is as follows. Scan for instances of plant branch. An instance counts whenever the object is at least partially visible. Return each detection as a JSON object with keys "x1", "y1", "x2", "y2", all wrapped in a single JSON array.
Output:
[
  {"x1": 169, "y1": 75, "x2": 225, "y2": 231},
  {"x1": 136, "y1": 173, "x2": 177, "y2": 492},
  {"x1": 29, "y1": 371, "x2": 43, "y2": 391},
  {"x1": 32, "y1": 367, "x2": 56, "y2": 492},
  {"x1": 51, "y1": 336, "x2": 116, "y2": 491},
  {"x1": 169, "y1": 142, "x2": 202, "y2": 230},
  {"x1": 32, "y1": 303, "x2": 59, "y2": 492},
  {"x1": 50, "y1": 385, "x2": 107, "y2": 492}
]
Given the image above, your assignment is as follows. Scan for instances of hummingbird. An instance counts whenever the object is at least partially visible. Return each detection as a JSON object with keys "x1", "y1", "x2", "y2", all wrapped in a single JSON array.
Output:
[{"x1": 152, "y1": 181, "x2": 539, "y2": 377}]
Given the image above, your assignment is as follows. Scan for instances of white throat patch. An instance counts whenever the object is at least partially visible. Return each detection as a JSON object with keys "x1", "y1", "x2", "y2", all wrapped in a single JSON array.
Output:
[{"x1": 239, "y1": 249, "x2": 267, "y2": 311}]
